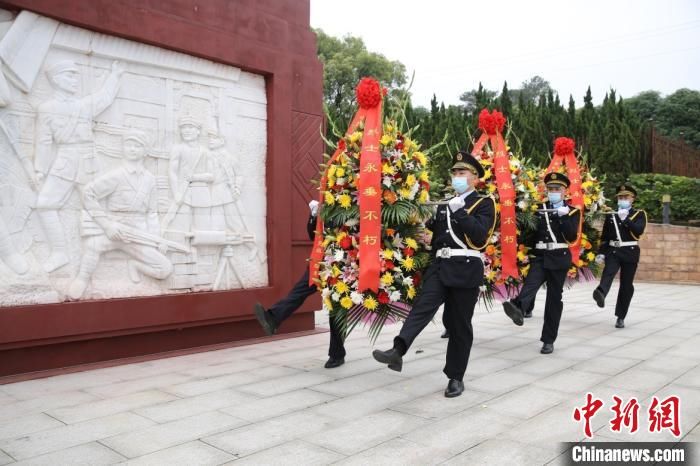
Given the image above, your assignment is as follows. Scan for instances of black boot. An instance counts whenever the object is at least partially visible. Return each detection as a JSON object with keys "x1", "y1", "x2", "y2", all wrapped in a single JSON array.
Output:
[
  {"x1": 444, "y1": 379, "x2": 464, "y2": 398},
  {"x1": 615, "y1": 318, "x2": 625, "y2": 329},
  {"x1": 540, "y1": 343, "x2": 554, "y2": 354},
  {"x1": 253, "y1": 303, "x2": 278, "y2": 336},
  {"x1": 593, "y1": 288, "x2": 605, "y2": 308},
  {"x1": 372, "y1": 348, "x2": 403, "y2": 372},
  {"x1": 324, "y1": 357, "x2": 345, "y2": 368},
  {"x1": 503, "y1": 300, "x2": 524, "y2": 326},
  {"x1": 523, "y1": 309, "x2": 533, "y2": 318}
]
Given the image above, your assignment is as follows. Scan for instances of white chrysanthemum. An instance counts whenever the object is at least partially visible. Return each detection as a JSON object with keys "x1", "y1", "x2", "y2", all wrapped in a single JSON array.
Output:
[
  {"x1": 321, "y1": 288, "x2": 331, "y2": 298},
  {"x1": 334, "y1": 249, "x2": 344, "y2": 262},
  {"x1": 390, "y1": 290, "x2": 401, "y2": 302},
  {"x1": 331, "y1": 292, "x2": 340, "y2": 302},
  {"x1": 402, "y1": 276, "x2": 413, "y2": 287},
  {"x1": 350, "y1": 291, "x2": 364, "y2": 305}
]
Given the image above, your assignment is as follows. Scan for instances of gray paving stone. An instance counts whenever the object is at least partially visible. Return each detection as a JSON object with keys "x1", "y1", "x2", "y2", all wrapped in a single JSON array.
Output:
[
  {"x1": 309, "y1": 386, "x2": 414, "y2": 421},
  {"x1": 202, "y1": 411, "x2": 336, "y2": 458},
  {"x1": 85, "y1": 373, "x2": 194, "y2": 398},
  {"x1": 101, "y1": 411, "x2": 245, "y2": 458},
  {"x1": 0, "y1": 412, "x2": 153, "y2": 460},
  {"x1": 0, "y1": 449, "x2": 13, "y2": 466},
  {"x1": 304, "y1": 409, "x2": 427, "y2": 455},
  {"x1": 134, "y1": 388, "x2": 257, "y2": 423},
  {"x1": 333, "y1": 437, "x2": 451, "y2": 466},
  {"x1": 221, "y1": 388, "x2": 336, "y2": 422},
  {"x1": 571, "y1": 355, "x2": 641, "y2": 376},
  {"x1": 484, "y1": 385, "x2": 572, "y2": 419},
  {"x1": 0, "y1": 413, "x2": 64, "y2": 441},
  {"x1": 0, "y1": 391, "x2": 99, "y2": 423},
  {"x1": 121, "y1": 440, "x2": 234, "y2": 466},
  {"x1": 308, "y1": 370, "x2": 402, "y2": 397},
  {"x1": 402, "y1": 405, "x2": 520, "y2": 456},
  {"x1": 389, "y1": 389, "x2": 493, "y2": 420},
  {"x1": 533, "y1": 369, "x2": 610, "y2": 394},
  {"x1": 603, "y1": 367, "x2": 676, "y2": 393},
  {"x1": 443, "y1": 438, "x2": 559, "y2": 466},
  {"x1": 8, "y1": 442, "x2": 125, "y2": 466},
  {"x1": 464, "y1": 370, "x2": 540, "y2": 395},
  {"x1": 223, "y1": 439, "x2": 343, "y2": 466},
  {"x1": 165, "y1": 366, "x2": 300, "y2": 397},
  {"x1": 47, "y1": 390, "x2": 179, "y2": 424},
  {"x1": 236, "y1": 372, "x2": 334, "y2": 397}
]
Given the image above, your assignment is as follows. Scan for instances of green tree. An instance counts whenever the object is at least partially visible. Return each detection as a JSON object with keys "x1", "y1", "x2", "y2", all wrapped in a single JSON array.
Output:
[{"x1": 315, "y1": 29, "x2": 407, "y2": 139}]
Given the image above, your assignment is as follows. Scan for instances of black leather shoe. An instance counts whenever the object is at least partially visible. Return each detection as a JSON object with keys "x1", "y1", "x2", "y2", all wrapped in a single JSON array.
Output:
[
  {"x1": 615, "y1": 318, "x2": 625, "y2": 329},
  {"x1": 541, "y1": 343, "x2": 554, "y2": 354},
  {"x1": 372, "y1": 348, "x2": 403, "y2": 372},
  {"x1": 593, "y1": 289, "x2": 605, "y2": 308},
  {"x1": 503, "y1": 301, "x2": 524, "y2": 326},
  {"x1": 523, "y1": 309, "x2": 533, "y2": 318},
  {"x1": 444, "y1": 379, "x2": 464, "y2": 398},
  {"x1": 324, "y1": 357, "x2": 345, "y2": 369},
  {"x1": 253, "y1": 303, "x2": 278, "y2": 336},
  {"x1": 441, "y1": 329, "x2": 449, "y2": 339}
]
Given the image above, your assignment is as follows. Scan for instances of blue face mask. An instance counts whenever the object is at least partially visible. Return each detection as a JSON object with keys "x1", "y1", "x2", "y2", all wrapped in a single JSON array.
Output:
[
  {"x1": 451, "y1": 177, "x2": 469, "y2": 194},
  {"x1": 548, "y1": 192, "x2": 562, "y2": 204},
  {"x1": 618, "y1": 199, "x2": 631, "y2": 210}
]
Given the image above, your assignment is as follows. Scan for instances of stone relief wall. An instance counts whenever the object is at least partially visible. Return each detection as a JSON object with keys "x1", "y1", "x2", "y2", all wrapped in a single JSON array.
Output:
[{"x1": 0, "y1": 10, "x2": 268, "y2": 306}]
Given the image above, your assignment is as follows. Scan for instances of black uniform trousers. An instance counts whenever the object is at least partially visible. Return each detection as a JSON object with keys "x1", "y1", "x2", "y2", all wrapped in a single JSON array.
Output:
[
  {"x1": 596, "y1": 252, "x2": 638, "y2": 320},
  {"x1": 395, "y1": 262, "x2": 480, "y2": 381},
  {"x1": 268, "y1": 269, "x2": 346, "y2": 359},
  {"x1": 512, "y1": 257, "x2": 567, "y2": 344}
]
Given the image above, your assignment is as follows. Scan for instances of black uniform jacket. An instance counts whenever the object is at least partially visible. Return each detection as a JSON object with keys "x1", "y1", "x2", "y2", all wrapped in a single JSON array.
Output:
[
  {"x1": 529, "y1": 202, "x2": 582, "y2": 270},
  {"x1": 599, "y1": 208, "x2": 647, "y2": 263},
  {"x1": 426, "y1": 191, "x2": 497, "y2": 288}
]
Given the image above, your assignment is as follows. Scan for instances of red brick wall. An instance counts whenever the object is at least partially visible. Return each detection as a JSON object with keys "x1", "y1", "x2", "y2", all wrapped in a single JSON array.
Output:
[{"x1": 637, "y1": 224, "x2": 700, "y2": 283}]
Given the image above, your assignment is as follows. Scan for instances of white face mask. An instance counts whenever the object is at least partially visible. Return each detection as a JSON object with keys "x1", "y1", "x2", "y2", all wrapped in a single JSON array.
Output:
[
  {"x1": 548, "y1": 192, "x2": 562, "y2": 204},
  {"x1": 618, "y1": 199, "x2": 632, "y2": 210},
  {"x1": 451, "y1": 177, "x2": 469, "y2": 194}
]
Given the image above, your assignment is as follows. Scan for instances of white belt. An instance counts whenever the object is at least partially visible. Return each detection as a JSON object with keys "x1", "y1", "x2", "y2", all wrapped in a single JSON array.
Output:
[
  {"x1": 535, "y1": 242, "x2": 569, "y2": 250},
  {"x1": 609, "y1": 240, "x2": 638, "y2": 247},
  {"x1": 435, "y1": 247, "x2": 481, "y2": 259}
]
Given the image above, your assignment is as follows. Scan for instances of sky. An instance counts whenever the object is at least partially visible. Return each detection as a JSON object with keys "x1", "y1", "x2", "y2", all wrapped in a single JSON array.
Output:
[{"x1": 310, "y1": 0, "x2": 700, "y2": 108}]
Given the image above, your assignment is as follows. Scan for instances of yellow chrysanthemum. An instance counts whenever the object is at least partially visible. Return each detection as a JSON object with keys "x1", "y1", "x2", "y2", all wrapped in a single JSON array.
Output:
[
  {"x1": 382, "y1": 249, "x2": 393, "y2": 260},
  {"x1": 405, "y1": 238, "x2": 418, "y2": 250},
  {"x1": 419, "y1": 189, "x2": 429, "y2": 203},
  {"x1": 401, "y1": 256, "x2": 415, "y2": 271},
  {"x1": 380, "y1": 272, "x2": 394, "y2": 286},
  {"x1": 586, "y1": 252, "x2": 596, "y2": 261},
  {"x1": 363, "y1": 296, "x2": 378, "y2": 310},
  {"x1": 349, "y1": 131, "x2": 362, "y2": 143},
  {"x1": 324, "y1": 191, "x2": 335, "y2": 205},
  {"x1": 335, "y1": 167, "x2": 345, "y2": 178},
  {"x1": 384, "y1": 123, "x2": 395, "y2": 133},
  {"x1": 380, "y1": 134, "x2": 393, "y2": 146},
  {"x1": 382, "y1": 163, "x2": 395, "y2": 175},
  {"x1": 327, "y1": 165, "x2": 337, "y2": 177},
  {"x1": 486, "y1": 270, "x2": 497, "y2": 281},
  {"x1": 398, "y1": 187, "x2": 412, "y2": 199},
  {"x1": 405, "y1": 174, "x2": 416, "y2": 187},
  {"x1": 488, "y1": 184, "x2": 497, "y2": 193},
  {"x1": 407, "y1": 286, "x2": 416, "y2": 299},
  {"x1": 419, "y1": 171, "x2": 429, "y2": 182},
  {"x1": 483, "y1": 169, "x2": 492, "y2": 179},
  {"x1": 323, "y1": 297, "x2": 333, "y2": 310},
  {"x1": 332, "y1": 265, "x2": 341, "y2": 277},
  {"x1": 340, "y1": 296, "x2": 353, "y2": 309},
  {"x1": 521, "y1": 265, "x2": 531, "y2": 276},
  {"x1": 338, "y1": 194, "x2": 352, "y2": 209},
  {"x1": 335, "y1": 281, "x2": 349, "y2": 294},
  {"x1": 414, "y1": 151, "x2": 427, "y2": 166},
  {"x1": 327, "y1": 177, "x2": 336, "y2": 188}
]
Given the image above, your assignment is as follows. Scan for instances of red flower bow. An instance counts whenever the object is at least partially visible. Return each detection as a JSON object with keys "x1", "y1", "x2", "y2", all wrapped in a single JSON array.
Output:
[
  {"x1": 355, "y1": 77, "x2": 383, "y2": 109},
  {"x1": 478, "y1": 109, "x2": 506, "y2": 135},
  {"x1": 554, "y1": 137, "x2": 575, "y2": 156}
]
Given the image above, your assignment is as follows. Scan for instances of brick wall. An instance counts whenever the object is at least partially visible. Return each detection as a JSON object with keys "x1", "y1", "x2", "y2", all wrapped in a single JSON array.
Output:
[{"x1": 637, "y1": 223, "x2": 700, "y2": 283}]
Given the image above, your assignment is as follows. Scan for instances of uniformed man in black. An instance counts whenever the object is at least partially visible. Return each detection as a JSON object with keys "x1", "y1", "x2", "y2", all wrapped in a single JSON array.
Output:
[
  {"x1": 502, "y1": 172, "x2": 581, "y2": 354},
  {"x1": 253, "y1": 200, "x2": 346, "y2": 368},
  {"x1": 593, "y1": 184, "x2": 647, "y2": 328},
  {"x1": 372, "y1": 151, "x2": 496, "y2": 398}
]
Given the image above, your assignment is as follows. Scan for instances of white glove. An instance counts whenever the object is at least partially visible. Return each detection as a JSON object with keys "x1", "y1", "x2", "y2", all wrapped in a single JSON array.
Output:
[
  {"x1": 308, "y1": 199, "x2": 319, "y2": 216},
  {"x1": 595, "y1": 254, "x2": 605, "y2": 265},
  {"x1": 448, "y1": 196, "x2": 465, "y2": 212},
  {"x1": 617, "y1": 208, "x2": 629, "y2": 220},
  {"x1": 556, "y1": 206, "x2": 570, "y2": 216}
]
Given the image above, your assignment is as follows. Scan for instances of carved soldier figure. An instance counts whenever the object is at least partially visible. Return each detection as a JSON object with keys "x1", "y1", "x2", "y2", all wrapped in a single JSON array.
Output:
[
  {"x1": 34, "y1": 60, "x2": 124, "y2": 272},
  {"x1": 67, "y1": 130, "x2": 173, "y2": 299}
]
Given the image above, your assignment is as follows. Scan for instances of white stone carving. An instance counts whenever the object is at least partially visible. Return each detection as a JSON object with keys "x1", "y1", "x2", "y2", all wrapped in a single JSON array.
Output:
[{"x1": 0, "y1": 9, "x2": 268, "y2": 306}]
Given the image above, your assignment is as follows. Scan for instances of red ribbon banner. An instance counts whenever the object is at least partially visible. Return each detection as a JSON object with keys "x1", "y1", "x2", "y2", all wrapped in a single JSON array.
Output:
[
  {"x1": 309, "y1": 78, "x2": 384, "y2": 292},
  {"x1": 472, "y1": 109, "x2": 519, "y2": 280},
  {"x1": 547, "y1": 137, "x2": 584, "y2": 265}
]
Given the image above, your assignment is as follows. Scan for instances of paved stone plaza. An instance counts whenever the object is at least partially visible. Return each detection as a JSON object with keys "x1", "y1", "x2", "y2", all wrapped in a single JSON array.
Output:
[{"x1": 0, "y1": 281, "x2": 698, "y2": 465}]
